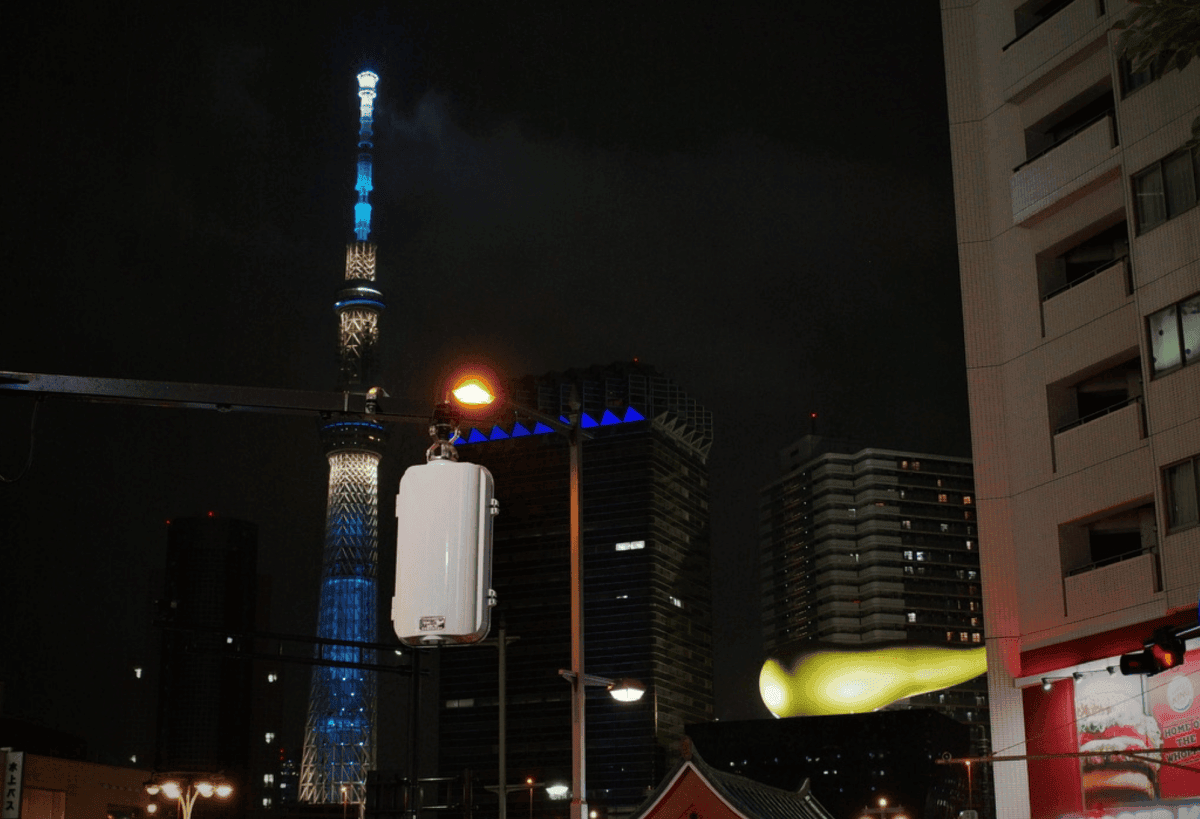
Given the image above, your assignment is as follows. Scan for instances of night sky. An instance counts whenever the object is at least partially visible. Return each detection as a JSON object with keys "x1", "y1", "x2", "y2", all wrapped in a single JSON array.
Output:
[{"x1": 2, "y1": 3, "x2": 970, "y2": 762}]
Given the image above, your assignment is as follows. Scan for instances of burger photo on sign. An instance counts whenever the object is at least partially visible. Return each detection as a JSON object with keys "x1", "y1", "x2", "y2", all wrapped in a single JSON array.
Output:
[{"x1": 1075, "y1": 674, "x2": 1163, "y2": 809}]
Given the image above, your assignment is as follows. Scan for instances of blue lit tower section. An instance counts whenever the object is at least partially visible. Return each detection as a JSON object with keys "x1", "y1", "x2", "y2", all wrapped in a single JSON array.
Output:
[{"x1": 300, "y1": 70, "x2": 387, "y2": 808}]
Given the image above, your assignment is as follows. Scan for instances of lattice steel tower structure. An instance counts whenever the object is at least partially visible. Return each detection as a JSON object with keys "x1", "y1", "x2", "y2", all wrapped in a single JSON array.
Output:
[{"x1": 300, "y1": 70, "x2": 388, "y2": 807}]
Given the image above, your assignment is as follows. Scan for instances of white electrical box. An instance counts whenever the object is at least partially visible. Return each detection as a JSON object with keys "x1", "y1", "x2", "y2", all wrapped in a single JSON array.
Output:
[{"x1": 392, "y1": 459, "x2": 497, "y2": 646}]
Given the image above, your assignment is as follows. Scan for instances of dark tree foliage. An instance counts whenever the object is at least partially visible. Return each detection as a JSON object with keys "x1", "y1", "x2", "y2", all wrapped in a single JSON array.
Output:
[{"x1": 1114, "y1": 0, "x2": 1200, "y2": 145}]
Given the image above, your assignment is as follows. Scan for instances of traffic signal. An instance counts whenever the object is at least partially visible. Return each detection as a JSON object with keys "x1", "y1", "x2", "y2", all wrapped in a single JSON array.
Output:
[{"x1": 1120, "y1": 627, "x2": 1186, "y2": 676}]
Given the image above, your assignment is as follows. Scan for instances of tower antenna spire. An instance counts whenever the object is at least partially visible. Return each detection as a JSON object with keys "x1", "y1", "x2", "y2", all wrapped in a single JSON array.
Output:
[{"x1": 300, "y1": 69, "x2": 388, "y2": 809}]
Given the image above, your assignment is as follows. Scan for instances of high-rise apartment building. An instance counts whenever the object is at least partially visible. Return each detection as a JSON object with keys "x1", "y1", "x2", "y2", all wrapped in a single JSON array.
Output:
[
  {"x1": 940, "y1": 1, "x2": 1199, "y2": 816},
  {"x1": 436, "y1": 361, "x2": 714, "y2": 817},
  {"x1": 759, "y1": 437, "x2": 990, "y2": 763}
]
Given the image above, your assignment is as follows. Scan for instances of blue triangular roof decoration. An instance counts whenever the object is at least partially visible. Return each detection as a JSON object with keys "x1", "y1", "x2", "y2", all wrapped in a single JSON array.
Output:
[
  {"x1": 580, "y1": 413, "x2": 598, "y2": 428},
  {"x1": 533, "y1": 422, "x2": 554, "y2": 434},
  {"x1": 624, "y1": 406, "x2": 646, "y2": 422},
  {"x1": 489, "y1": 426, "x2": 509, "y2": 440},
  {"x1": 467, "y1": 428, "x2": 488, "y2": 443},
  {"x1": 601, "y1": 409, "x2": 622, "y2": 426},
  {"x1": 560, "y1": 415, "x2": 571, "y2": 425},
  {"x1": 511, "y1": 422, "x2": 531, "y2": 437}
]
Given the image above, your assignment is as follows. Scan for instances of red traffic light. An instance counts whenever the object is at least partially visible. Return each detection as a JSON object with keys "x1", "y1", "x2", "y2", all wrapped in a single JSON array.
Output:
[{"x1": 1120, "y1": 628, "x2": 1186, "y2": 676}]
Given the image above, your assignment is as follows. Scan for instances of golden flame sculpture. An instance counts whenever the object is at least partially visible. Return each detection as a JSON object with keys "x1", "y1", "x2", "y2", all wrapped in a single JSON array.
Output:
[{"x1": 759, "y1": 644, "x2": 987, "y2": 718}]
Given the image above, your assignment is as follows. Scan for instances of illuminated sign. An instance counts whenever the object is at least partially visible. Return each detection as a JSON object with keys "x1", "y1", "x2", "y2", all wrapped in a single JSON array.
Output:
[
  {"x1": 1073, "y1": 651, "x2": 1200, "y2": 810},
  {"x1": 1058, "y1": 799, "x2": 1200, "y2": 819},
  {"x1": 758, "y1": 644, "x2": 986, "y2": 717}
]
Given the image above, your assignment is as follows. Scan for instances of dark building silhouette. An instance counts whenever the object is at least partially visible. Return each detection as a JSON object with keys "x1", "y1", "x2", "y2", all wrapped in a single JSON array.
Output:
[
  {"x1": 155, "y1": 514, "x2": 257, "y2": 813},
  {"x1": 687, "y1": 711, "x2": 971, "y2": 819},
  {"x1": 434, "y1": 361, "x2": 714, "y2": 817}
]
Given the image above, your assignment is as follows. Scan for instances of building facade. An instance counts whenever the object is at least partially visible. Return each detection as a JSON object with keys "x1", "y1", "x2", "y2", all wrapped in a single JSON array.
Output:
[
  {"x1": 436, "y1": 362, "x2": 714, "y2": 817},
  {"x1": 940, "y1": 1, "x2": 1200, "y2": 816},
  {"x1": 759, "y1": 436, "x2": 990, "y2": 796},
  {"x1": 156, "y1": 514, "x2": 258, "y2": 817}
]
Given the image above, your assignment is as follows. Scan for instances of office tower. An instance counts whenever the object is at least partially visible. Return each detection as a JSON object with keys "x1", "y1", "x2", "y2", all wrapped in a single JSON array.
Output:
[
  {"x1": 156, "y1": 515, "x2": 258, "y2": 816},
  {"x1": 300, "y1": 70, "x2": 389, "y2": 807},
  {"x1": 437, "y1": 361, "x2": 714, "y2": 816},
  {"x1": 759, "y1": 436, "x2": 990, "y2": 762},
  {"x1": 940, "y1": 2, "x2": 1200, "y2": 816}
]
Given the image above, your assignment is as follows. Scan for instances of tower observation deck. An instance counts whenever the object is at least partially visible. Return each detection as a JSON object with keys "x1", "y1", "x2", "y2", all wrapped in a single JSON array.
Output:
[{"x1": 300, "y1": 70, "x2": 387, "y2": 807}]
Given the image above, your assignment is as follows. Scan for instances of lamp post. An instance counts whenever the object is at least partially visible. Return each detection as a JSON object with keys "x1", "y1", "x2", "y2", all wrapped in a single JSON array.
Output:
[
  {"x1": 448, "y1": 375, "x2": 644, "y2": 819},
  {"x1": 145, "y1": 776, "x2": 232, "y2": 819},
  {"x1": 859, "y1": 797, "x2": 907, "y2": 819}
]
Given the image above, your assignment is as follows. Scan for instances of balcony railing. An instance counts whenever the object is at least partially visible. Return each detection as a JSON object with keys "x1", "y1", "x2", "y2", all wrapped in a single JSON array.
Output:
[
  {"x1": 1054, "y1": 394, "x2": 1142, "y2": 435},
  {"x1": 1065, "y1": 545, "x2": 1154, "y2": 577}
]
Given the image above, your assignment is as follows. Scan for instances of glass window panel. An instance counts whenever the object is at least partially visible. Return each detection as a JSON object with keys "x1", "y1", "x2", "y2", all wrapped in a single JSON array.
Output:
[
  {"x1": 1182, "y1": 296, "x2": 1200, "y2": 366},
  {"x1": 1163, "y1": 151, "x2": 1197, "y2": 217},
  {"x1": 1135, "y1": 165, "x2": 1167, "y2": 230},
  {"x1": 1166, "y1": 460, "x2": 1199, "y2": 529},
  {"x1": 1149, "y1": 304, "x2": 1182, "y2": 373}
]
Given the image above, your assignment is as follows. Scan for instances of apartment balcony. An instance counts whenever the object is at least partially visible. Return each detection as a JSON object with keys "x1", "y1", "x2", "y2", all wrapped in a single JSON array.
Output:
[
  {"x1": 1063, "y1": 551, "x2": 1158, "y2": 620},
  {"x1": 861, "y1": 612, "x2": 906, "y2": 631},
  {"x1": 1001, "y1": 0, "x2": 1107, "y2": 98},
  {"x1": 1053, "y1": 397, "x2": 1145, "y2": 475},
  {"x1": 1011, "y1": 113, "x2": 1119, "y2": 226},
  {"x1": 1042, "y1": 257, "x2": 1132, "y2": 340}
]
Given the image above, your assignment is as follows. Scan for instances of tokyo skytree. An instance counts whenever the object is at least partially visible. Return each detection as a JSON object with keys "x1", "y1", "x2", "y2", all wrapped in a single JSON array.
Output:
[{"x1": 299, "y1": 69, "x2": 387, "y2": 807}]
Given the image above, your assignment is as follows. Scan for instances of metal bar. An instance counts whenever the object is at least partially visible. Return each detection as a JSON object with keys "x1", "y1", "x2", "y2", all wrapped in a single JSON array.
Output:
[
  {"x1": 569, "y1": 421, "x2": 586, "y2": 819},
  {"x1": 0, "y1": 370, "x2": 429, "y2": 423},
  {"x1": 936, "y1": 749, "x2": 1200, "y2": 774}
]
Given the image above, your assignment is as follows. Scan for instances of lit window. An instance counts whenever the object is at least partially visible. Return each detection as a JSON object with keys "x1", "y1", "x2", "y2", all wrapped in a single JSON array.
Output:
[
  {"x1": 904, "y1": 550, "x2": 913, "y2": 560},
  {"x1": 901, "y1": 520, "x2": 912, "y2": 530},
  {"x1": 912, "y1": 461, "x2": 921, "y2": 471},
  {"x1": 670, "y1": 596, "x2": 684, "y2": 608},
  {"x1": 1148, "y1": 294, "x2": 1200, "y2": 375},
  {"x1": 966, "y1": 539, "x2": 974, "y2": 550},
  {"x1": 972, "y1": 633, "x2": 982, "y2": 643},
  {"x1": 446, "y1": 698, "x2": 475, "y2": 708},
  {"x1": 941, "y1": 523, "x2": 950, "y2": 532},
  {"x1": 615, "y1": 594, "x2": 629, "y2": 599},
  {"x1": 916, "y1": 551, "x2": 926, "y2": 561},
  {"x1": 900, "y1": 460, "x2": 909, "y2": 470},
  {"x1": 615, "y1": 540, "x2": 645, "y2": 551},
  {"x1": 968, "y1": 570, "x2": 978, "y2": 580},
  {"x1": 263, "y1": 798, "x2": 273, "y2": 808},
  {"x1": 267, "y1": 673, "x2": 279, "y2": 683},
  {"x1": 938, "y1": 493, "x2": 948, "y2": 503},
  {"x1": 133, "y1": 667, "x2": 143, "y2": 679},
  {"x1": 946, "y1": 631, "x2": 954, "y2": 642},
  {"x1": 1134, "y1": 147, "x2": 1199, "y2": 233},
  {"x1": 264, "y1": 774, "x2": 275, "y2": 786},
  {"x1": 960, "y1": 632, "x2": 969, "y2": 642},
  {"x1": 963, "y1": 496, "x2": 973, "y2": 505},
  {"x1": 265, "y1": 732, "x2": 275, "y2": 744},
  {"x1": 1165, "y1": 456, "x2": 1200, "y2": 530},
  {"x1": 904, "y1": 566, "x2": 914, "y2": 574},
  {"x1": 907, "y1": 612, "x2": 916, "y2": 623}
]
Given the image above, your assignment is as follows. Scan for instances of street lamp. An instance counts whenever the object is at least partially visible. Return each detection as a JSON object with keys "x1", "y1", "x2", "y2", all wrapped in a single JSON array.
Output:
[
  {"x1": 145, "y1": 776, "x2": 232, "y2": 819},
  {"x1": 448, "y1": 374, "x2": 643, "y2": 819},
  {"x1": 860, "y1": 796, "x2": 907, "y2": 819}
]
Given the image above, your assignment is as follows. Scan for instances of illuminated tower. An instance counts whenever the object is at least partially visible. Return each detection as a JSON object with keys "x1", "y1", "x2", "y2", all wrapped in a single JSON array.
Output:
[{"x1": 300, "y1": 70, "x2": 387, "y2": 808}]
